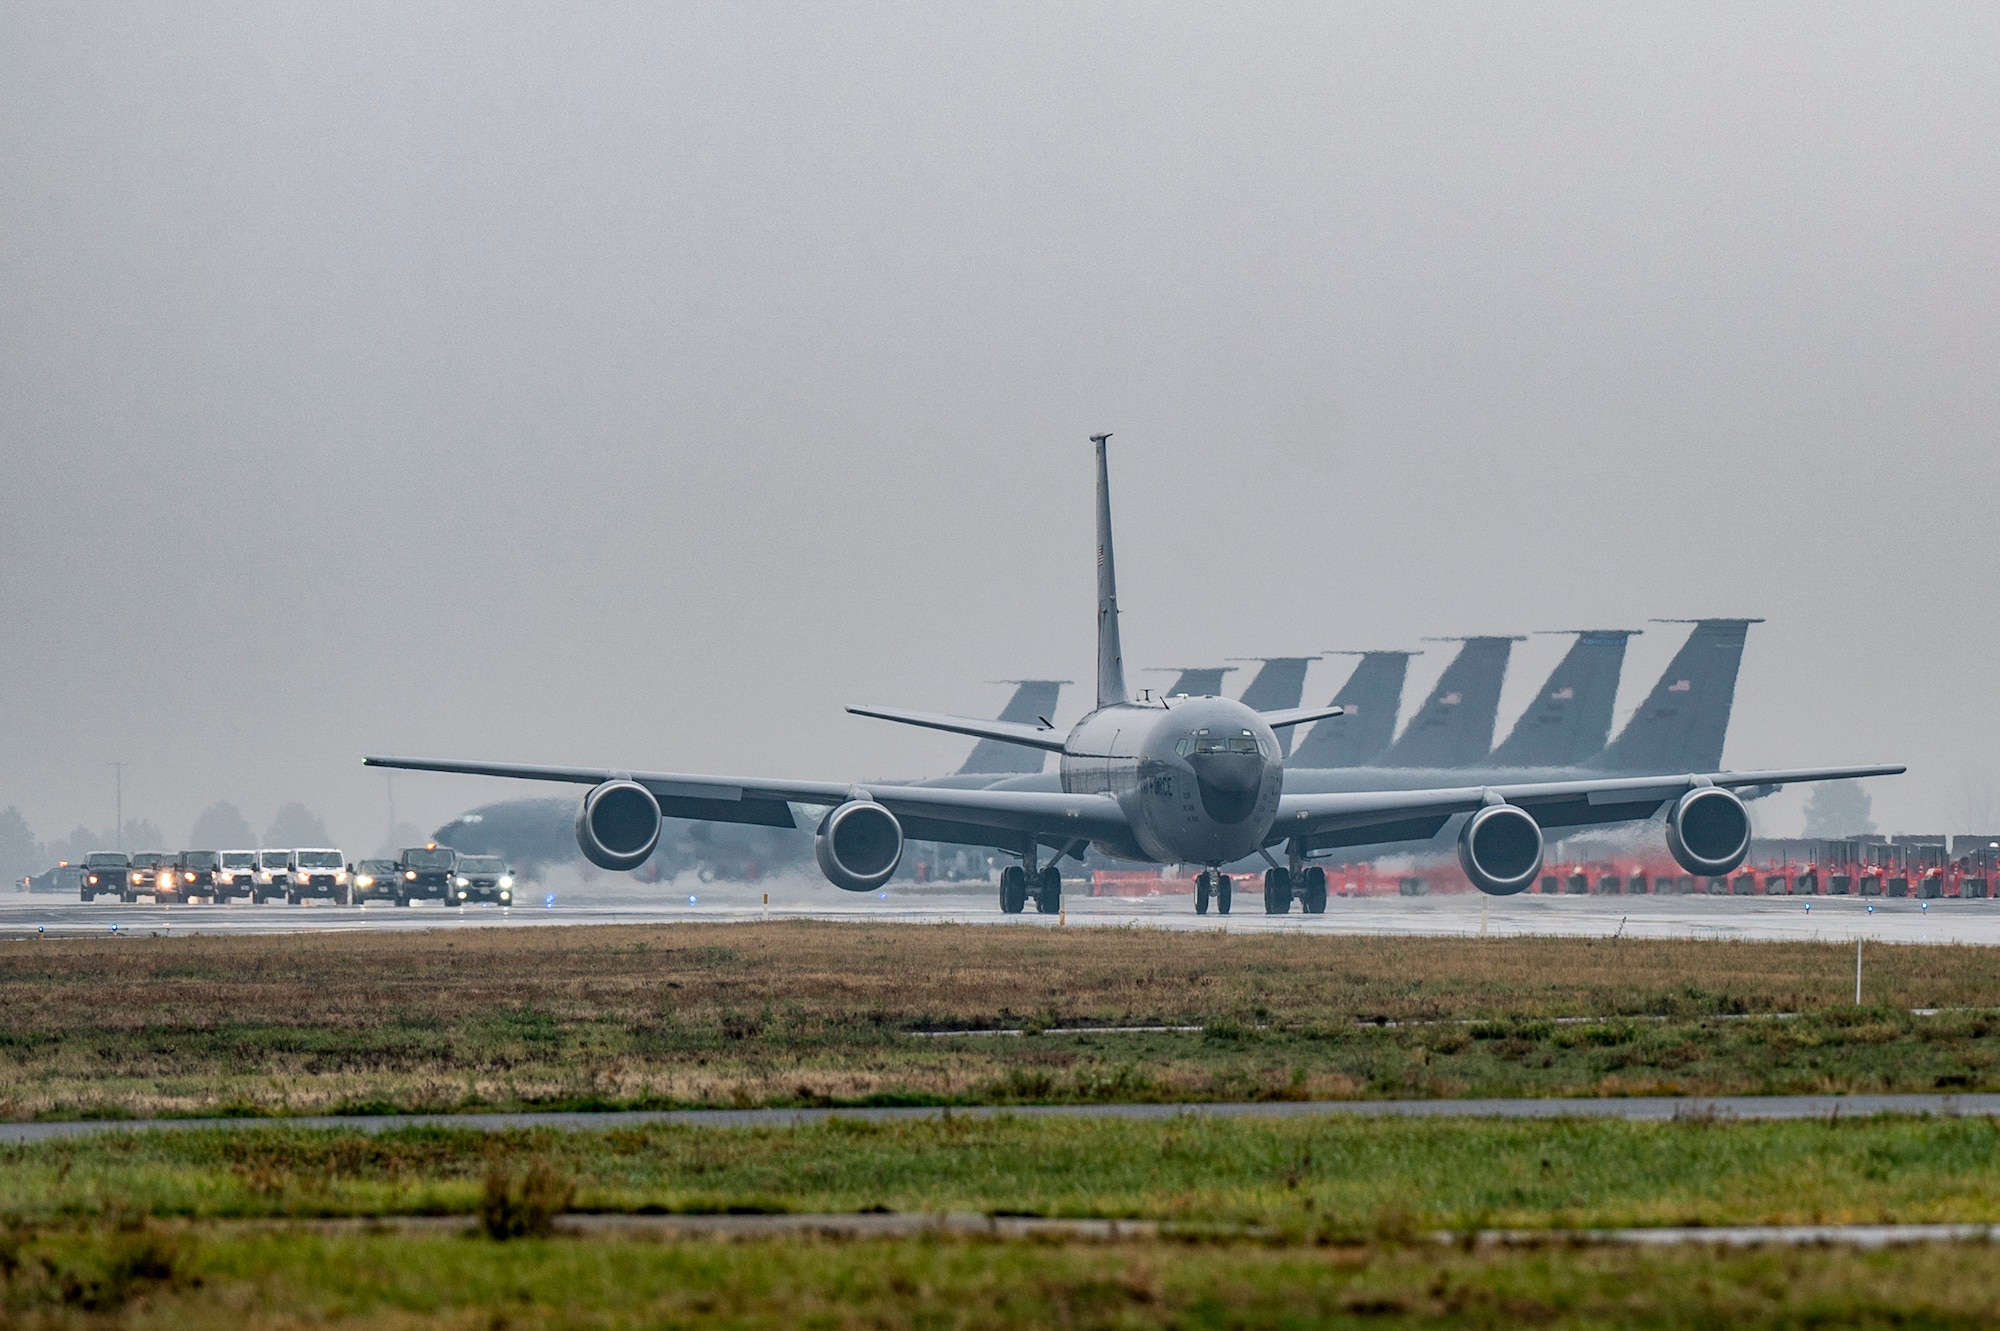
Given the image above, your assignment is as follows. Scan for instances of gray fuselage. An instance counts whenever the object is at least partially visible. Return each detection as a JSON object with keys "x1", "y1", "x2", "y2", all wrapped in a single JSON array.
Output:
[{"x1": 1056, "y1": 696, "x2": 1284, "y2": 866}]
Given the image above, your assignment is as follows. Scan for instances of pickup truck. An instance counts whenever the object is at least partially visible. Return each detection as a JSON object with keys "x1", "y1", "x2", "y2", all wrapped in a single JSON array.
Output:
[
  {"x1": 395, "y1": 844, "x2": 457, "y2": 905},
  {"x1": 127, "y1": 852, "x2": 170, "y2": 902},
  {"x1": 167, "y1": 850, "x2": 220, "y2": 902},
  {"x1": 81, "y1": 852, "x2": 129, "y2": 902}
]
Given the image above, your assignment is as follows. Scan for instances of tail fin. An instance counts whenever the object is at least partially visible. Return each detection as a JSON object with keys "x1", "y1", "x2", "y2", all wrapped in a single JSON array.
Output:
[
  {"x1": 1146, "y1": 666, "x2": 1237, "y2": 698},
  {"x1": 1590, "y1": 619, "x2": 1759, "y2": 773},
  {"x1": 1488, "y1": 629, "x2": 1639, "y2": 768},
  {"x1": 1231, "y1": 656, "x2": 1320, "y2": 757},
  {"x1": 1379, "y1": 636, "x2": 1522, "y2": 768},
  {"x1": 957, "y1": 680, "x2": 1070, "y2": 775},
  {"x1": 1092, "y1": 434, "x2": 1128, "y2": 708},
  {"x1": 1288, "y1": 651, "x2": 1414, "y2": 768}
]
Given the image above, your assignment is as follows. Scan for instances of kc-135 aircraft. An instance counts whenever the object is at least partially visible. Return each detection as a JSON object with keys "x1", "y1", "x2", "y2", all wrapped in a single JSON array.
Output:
[{"x1": 367, "y1": 436, "x2": 1901, "y2": 917}]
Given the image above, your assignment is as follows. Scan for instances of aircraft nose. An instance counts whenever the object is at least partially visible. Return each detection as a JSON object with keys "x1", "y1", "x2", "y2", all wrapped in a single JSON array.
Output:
[{"x1": 1188, "y1": 751, "x2": 1263, "y2": 824}]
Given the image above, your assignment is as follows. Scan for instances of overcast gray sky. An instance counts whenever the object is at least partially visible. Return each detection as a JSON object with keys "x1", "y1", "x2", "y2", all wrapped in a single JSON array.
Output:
[{"x1": 4, "y1": 4, "x2": 1996, "y2": 851}]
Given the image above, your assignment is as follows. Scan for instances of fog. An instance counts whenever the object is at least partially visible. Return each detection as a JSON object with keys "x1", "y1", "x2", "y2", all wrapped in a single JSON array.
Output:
[{"x1": 4, "y1": 4, "x2": 1996, "y2": 853}]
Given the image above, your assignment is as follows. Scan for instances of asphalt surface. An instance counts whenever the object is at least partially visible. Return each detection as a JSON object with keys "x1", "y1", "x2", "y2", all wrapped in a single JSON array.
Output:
[
  {"x1": 4, "y1": 878, "x2": 1993, "y2": 944},
  {"x1": 5, "y1": 1092, "x2": 1998, "y2": 1144}
]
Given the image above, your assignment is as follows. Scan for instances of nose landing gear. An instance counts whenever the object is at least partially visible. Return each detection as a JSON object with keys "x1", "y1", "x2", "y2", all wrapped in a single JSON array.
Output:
[{"x1": 1194, "y1": 871, "x2": 1232, "y2": 915}]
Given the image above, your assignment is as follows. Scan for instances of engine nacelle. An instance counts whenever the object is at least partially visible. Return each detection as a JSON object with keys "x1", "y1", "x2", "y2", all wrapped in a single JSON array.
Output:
[
  {"x1": 1666, "y1": 786, "x2": 1751, "y2": 878},
  {"x1": 574, "y1": 780, "x2": 662, "y2": 872},
  {"x1": 814, "y1": 800, "x2": 903, "y2": 892},
  {"x1": 1457, "y1": 802, "x2": 1544, "y2": 896}
]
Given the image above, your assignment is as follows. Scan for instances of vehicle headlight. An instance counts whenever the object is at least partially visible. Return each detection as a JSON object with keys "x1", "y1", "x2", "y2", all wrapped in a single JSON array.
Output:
[
  {"x1": 335, "y1": 870, "x2": 348, "y2": 884},
  {"x1": 185, "y1": 872, "x2": 196, "y2": 882},
  {"x1": 455, "y1": 876, "x2": 469, "y2": 888},
  {"x1": 87, "y1": 875, "x2": 97, "y2": 885},
  {"x1": 405, "y1": 870, "x2": 417, "y2": 880},
  {"x1": 355, "y1": 874, "x2": 373, "y2": 888},
  {"x1": 256, "y1": 871, "x2": 270, "y2": 882},
  {"x1": 499, "y1": 875, "x2": 513, "y2": 888},
  {"x1": 456, "y1": 890, "x2": 468, "y2": 899},
  {"x1": 128, "y1": 872, "x2": 139, "y2": 884}
]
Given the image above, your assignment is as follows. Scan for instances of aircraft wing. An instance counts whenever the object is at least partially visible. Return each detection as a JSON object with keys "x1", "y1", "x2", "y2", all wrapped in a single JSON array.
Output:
[
  {"x1": 1271, "y1": 764, "x2": 1906, "y2": 854},
  {"x1": 1257, "y1": 705, "x2": 1343, "y2": 731},
  {"x1": 844, "y1": 706, "x2": 1069, "y2": 753},
  {"x1": 362, "y1": 755, "x2": 1129, "y2": 853}
]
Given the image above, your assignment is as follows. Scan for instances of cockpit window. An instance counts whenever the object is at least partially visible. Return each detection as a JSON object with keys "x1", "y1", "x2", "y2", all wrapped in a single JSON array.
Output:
[{"x1": 1176, "y1": 729, "x2": 1264, "y2": 757}]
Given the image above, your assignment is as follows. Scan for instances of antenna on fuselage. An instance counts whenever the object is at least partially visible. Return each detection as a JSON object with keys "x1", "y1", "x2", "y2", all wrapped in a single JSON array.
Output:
[{"x1": 1091, "y1": 433, "x2": 1129, "y2": 708}]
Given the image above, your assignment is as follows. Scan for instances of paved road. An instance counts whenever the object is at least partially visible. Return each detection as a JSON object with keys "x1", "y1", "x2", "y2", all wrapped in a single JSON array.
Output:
[
  {"x1": 6, "y1": 1092, "x2": 1999, "y2": 1144},
  {"x1": 3, "y1": 881, "x2": 1993, "y2": 945}
]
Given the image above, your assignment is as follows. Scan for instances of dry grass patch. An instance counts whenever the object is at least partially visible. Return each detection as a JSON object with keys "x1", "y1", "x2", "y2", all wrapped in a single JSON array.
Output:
[{"x1": 0, "y1": 924, "x2": 1996, "y2": 1116}]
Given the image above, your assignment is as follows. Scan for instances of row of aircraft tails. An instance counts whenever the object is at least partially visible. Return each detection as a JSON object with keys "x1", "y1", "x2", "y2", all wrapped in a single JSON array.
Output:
[
  {"x1": 957, "y1": 619, "x2": 1755, "y2": 781},
  {"x1": 373, "y1": 435, "x2": 1897, "y2": 912}
]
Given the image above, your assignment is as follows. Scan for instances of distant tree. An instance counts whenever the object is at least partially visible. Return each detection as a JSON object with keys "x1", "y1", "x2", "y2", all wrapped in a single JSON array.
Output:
[
  {"x1": 265, "y1": 802, "x2": 331, "y2": 848},
  {"x1": 189, "y1": 801, "x2": 255, "y2": 850},
  {"x1": 0, "y1": 807, "x2": 37, "y2": 885},
  {"x1": 1804, "y1": 780, "x2": 1876, "y2": 838},
  {"x1": 120, "y1": 819, "x2": 166, "y2": 853},
  {"x1": 374, "y1": 822, "x2": 428, "y2": 859},
  {"x1": 41, "y1": 825, "x2": 103, "y2": 865}
]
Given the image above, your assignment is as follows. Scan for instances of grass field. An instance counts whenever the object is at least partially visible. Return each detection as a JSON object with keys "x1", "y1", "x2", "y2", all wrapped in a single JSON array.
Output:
[
  {"x1": 2, "y1": 923, "x2": 1999, "y2": 1117},
  {"x1": 8, "y1": 1114, "x2": 2000, "y2": 1231},
  {"x1": 4, "y1": 1114, "x2": 2000, "y2": 1325},
  {"x1": 11, "y1": 1224, "x2": 2000, "y2": 1328},
  {"x1": 9, "y1": 1114, "x2": 2000, "y2": 1326},
  {"x1": 9, "y1": 926, "x2": 2000, "y2": 1324}
]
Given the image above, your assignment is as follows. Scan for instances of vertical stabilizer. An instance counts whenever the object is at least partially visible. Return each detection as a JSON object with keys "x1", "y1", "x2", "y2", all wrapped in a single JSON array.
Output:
[
  {"x1": 1289, "y1": 651, "x2": 1415, "y2": 768},
  {"x1": 1232, "y1": 656, "x2": 1320, "y2": 756},
  {"x1": 1147, "y1": 666, "x2": 1236, "y2": 698},
  {"x1": 957, "y1": 680, "x2": 1070, "y2": 775},
  {"x1": 1488, "y1": 630, "x2": 1639, "y2": 768},
  {"x1": 1092, "y1": 434, "x2": 1128, "y2": 708},
  {"x1": 1380, "y1": 636, "x2": 1522, "y2": 768},
  {"x1": 1590, "y1": 619, "x2": 1759, "y2": 773}
]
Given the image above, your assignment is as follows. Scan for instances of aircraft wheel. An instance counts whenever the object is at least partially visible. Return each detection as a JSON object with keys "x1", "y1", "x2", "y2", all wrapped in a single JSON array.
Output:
[
  {"x1": 999, "y1": 866, "x2": 1027, "y2": 915},
  {"x1": 1194, "y1": 872, "x2": 1211, "y2": 915},
  {"x1": 1216, "y1": 874, "x2": 1232, "y2": 915},
  {"x1": 1264, "y1": 868, "x2": 1291, "y2": 915},
  {"x1": 1034, "y1": 866, "x2": 1062, "y2": 914},
  {"x1": 1301, "y1": 866, "x2": 1328, "y2": 914}
]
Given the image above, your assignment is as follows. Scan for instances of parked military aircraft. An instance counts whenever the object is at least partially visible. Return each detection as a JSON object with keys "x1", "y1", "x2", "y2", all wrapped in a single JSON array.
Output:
[{"x1": 368, "y1": 435, "x2": 1900, "y2": 916}]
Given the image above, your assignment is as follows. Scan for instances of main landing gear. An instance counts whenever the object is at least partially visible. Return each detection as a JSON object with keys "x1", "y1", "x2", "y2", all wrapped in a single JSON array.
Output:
[
  {"x1": 1194, "y1": 870, "x2": 1232, "y2": 916},
  {"x1": 1000, "y1": 865, "x2": 1063, "y2": 915},
  {"x1": 1263, "y1": 865, "x2": 1329, "y2": 914}
]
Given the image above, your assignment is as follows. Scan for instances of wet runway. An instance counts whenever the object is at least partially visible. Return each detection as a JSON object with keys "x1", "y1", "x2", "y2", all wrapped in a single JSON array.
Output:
[{"x1": 4, "y1": 879, "x2": 1996, "y2": 945}]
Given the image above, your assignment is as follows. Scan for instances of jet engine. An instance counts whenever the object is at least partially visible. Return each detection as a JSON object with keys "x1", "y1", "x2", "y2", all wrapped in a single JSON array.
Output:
[
  {"x1": 1456, "y1": 802, "x2": 1544, "y2": 896},
  {"x1": 814, "y1": 800, "x2": 903, "y2": 892},
  {"x1": 1665, "y1": 786, "x2": 1751, "y2": 878},
  {"x1": 574, "y1": 780, "x2": 662, "y2": 872}
]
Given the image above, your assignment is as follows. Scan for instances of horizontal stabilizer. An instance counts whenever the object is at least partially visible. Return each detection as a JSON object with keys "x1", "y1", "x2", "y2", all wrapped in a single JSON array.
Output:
[
  {"x1": 846, "y1": 705, "x2": 1070, "y2": 754},
  {"x1": 1258, "y1": 705, "x2": 1344, "y2": 731}
]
